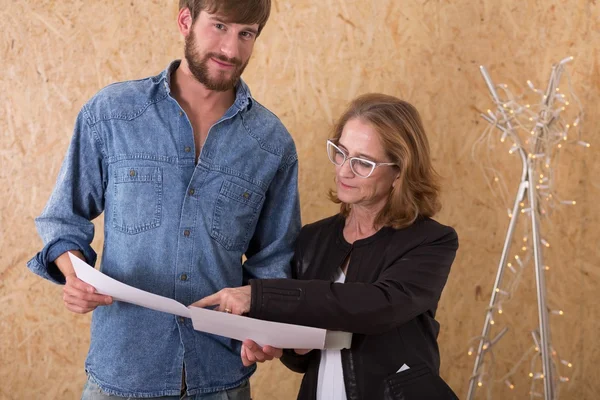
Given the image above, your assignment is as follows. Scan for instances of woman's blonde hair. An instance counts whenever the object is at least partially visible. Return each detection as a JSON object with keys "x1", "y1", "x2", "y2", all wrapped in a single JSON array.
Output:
[{"x1": 329, "y1": 93, "x2": 441, "y2": 229}]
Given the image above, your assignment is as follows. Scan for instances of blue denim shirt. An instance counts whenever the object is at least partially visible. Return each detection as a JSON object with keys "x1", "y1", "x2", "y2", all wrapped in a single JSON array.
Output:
[{"x1": 27, "y1": 61, "x2": 301, "y2": 397}]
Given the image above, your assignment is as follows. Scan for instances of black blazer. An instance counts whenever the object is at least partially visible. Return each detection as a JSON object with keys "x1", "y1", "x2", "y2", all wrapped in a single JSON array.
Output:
[{"x1": 249, "y1": 214, "x2": 459, "y2": 399}]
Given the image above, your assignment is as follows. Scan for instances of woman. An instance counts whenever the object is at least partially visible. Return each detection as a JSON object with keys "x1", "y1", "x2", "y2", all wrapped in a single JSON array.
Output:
[{"x1": 194, "y1": 93, "x2": 459, "y2": 399}]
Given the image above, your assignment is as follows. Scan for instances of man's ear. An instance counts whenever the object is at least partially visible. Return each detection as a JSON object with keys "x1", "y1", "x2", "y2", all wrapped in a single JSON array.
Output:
[{"x1": 177, "y1": 7, "x2": 194, "y2": 37}]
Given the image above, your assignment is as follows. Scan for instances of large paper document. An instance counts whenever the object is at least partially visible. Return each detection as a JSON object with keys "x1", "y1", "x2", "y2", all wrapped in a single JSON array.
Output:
[{"x1": 69, "y1": 253, "x2": 352, "y2": 350}]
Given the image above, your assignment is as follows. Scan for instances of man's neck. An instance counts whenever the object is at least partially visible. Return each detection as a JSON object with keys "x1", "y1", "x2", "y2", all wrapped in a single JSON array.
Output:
[{"x1": 170, "y1": 59, "x2": 236, "y2": 117}]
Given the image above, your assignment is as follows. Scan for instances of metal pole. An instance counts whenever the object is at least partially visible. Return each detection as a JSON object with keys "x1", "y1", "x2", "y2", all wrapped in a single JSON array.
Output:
[
  {"x1": 528, "y1": 163, "x2": 556, "y2": 400},
  {"x1": 466, "y1": 67, "x2": 530, "y2": 400}
]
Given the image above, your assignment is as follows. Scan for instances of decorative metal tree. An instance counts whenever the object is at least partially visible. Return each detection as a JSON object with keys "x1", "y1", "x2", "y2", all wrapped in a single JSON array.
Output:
[{"x1": 466, "y1": 57, "x2": 586, "y2": 400}]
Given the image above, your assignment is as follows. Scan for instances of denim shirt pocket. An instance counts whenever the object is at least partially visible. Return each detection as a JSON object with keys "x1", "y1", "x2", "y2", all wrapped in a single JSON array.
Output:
[
  {"x1": 211, "y1": 179, "x2": 265, "y2": 251},
  {"x1": 112, "y1": 166, "x2": 163, "y2": 234}
]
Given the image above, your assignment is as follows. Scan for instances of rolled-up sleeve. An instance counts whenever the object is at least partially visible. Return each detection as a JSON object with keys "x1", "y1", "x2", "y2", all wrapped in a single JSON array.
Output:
[{"x1": 27, "y1": 105, "x2": 106, "y2": 284}]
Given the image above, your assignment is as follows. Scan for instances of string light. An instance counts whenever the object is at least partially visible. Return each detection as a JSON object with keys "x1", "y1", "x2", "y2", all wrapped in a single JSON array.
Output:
[
  {"x1": 577, "y1": 141, "x2": 591, "y2": 148},
  {"x1": 561, "y1": 359, "x2": 573, "y2": 368}
]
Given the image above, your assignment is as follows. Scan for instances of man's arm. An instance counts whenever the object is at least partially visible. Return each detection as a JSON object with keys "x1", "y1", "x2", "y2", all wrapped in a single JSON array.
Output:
[
  {"x1": 242, "y1": 155, "x2": 301, "y2": 280},
  {"x1": 27, "y1": 105, "x2": 112, "y2": 312}
]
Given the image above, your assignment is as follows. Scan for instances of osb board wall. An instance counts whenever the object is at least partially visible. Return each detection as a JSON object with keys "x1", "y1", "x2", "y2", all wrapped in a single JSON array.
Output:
[{"x1": 1, "y1": 0, "x2": 599, "y2": 399}]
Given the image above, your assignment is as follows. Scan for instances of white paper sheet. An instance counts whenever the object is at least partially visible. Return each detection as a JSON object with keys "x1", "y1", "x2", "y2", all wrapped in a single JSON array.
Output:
[
  {"x1": 70, "y1": 253, "x2": 190, "y2": 317},
  {"x1": 69, "y1": 253, "x2": 352, "y2": 350}
]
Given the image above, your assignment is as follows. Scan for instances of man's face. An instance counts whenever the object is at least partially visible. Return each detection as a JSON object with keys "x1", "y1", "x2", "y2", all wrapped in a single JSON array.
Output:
[{"x1": 184, "y1": 11, "x2": 259, "y2": 91}]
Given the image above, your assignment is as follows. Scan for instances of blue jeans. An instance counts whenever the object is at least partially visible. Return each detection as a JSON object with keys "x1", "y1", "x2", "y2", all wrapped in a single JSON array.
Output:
[{"x1": 81, "y1": 378, "x2": 251, "y2": 400}]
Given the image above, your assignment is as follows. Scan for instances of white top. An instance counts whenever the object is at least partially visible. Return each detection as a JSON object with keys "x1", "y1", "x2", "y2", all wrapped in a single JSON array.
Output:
[{"x1": 316, "y1": 268, "x2": 348, "y2": 400}]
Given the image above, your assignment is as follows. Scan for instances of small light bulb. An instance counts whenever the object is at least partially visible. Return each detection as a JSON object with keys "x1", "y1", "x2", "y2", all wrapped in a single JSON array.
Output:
[
  {"x1": 522, "y1": 246, "x2": 527, "y2": 251},
  {"x1": 561, "y1": 360, "x2": 573, "y2": 368},
  {"x1": 535, "y1": 347, "x2": 540, "y2": 352},
  {"x1": 545, "y1": 266, "x2": 550, "y2": 271},
  {"x1": 490, "y1": 320, "x2": 495, "y2": 325},
  {"x1": 468, "y1": 347, "x2": 473, "y2": 356},
  {"x1": 578, "y1": 141, "x2": 591, "y2": 148},
  {"x1": 529, "y1": 372, "x2": 534, "y2": 378}
]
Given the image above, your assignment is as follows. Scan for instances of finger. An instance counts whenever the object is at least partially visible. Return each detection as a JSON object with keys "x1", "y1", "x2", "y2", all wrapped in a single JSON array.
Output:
[
  {"x1": 244, "y1": 346, "x2": 257, "y2": 363},
  {"x1": 250, "y1": 347, "x2": 266, "y2": 362},
  {"x1": 63, "y1": 285, "x2": 112, "y2": 304},
  {"x1": 63, "y1": 293, "x2": 104, "y2": 310},
  {"x1": 65, "y1": 276, "x2": 97, "y2": 294},
  {"x1": 262, "y1": 346, "x2": 283, "y2": 359},
  {"x1": 230, "y1": 306, "x2": 243, "y2": 315},
  {"x1": 243, "y1": 339, "x2": 259, "y2": 349},
  {"x1": 241, "y1": 345, "x2": 253, "y2": 367},
  {"x1": 294, "y1": 349, "x2": 312, "y2": 355},
  {"x1": 191, "y1": 292, "x2": 222, "y2": 308}
]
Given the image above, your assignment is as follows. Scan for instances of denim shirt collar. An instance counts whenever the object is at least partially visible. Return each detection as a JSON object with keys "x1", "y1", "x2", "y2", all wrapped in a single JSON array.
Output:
[{"x1": 159, "y1": 60, "x2": 253, "y2": 112}]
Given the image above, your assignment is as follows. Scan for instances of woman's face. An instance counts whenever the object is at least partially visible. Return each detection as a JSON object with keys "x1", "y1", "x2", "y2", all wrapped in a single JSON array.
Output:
[{"x1": 334, "y1": 118, "x2": 399, "y2": 210}]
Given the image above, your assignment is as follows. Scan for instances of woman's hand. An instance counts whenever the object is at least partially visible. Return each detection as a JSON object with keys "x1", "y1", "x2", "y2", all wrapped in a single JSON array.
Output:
[
  {"x1": 191, "y1": 286, "x2": 251, "y2": 315},
  {"x1": 241, "y1": 339, "x2": 283, "y2": 367}
]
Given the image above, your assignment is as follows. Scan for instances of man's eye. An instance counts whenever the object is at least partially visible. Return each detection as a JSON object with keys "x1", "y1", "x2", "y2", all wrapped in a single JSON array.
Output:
[{"x1": 215, "y1": 23, "x2": 225, "y2": 30}]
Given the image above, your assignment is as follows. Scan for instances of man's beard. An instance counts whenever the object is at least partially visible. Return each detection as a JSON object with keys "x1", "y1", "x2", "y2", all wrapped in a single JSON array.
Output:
[{"x1": 184, "y1": 31, "x2": 248, "y2": 92}]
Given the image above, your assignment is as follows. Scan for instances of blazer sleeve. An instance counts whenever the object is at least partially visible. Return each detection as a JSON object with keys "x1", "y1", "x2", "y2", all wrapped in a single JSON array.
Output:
[{"x1": 248, "y1": 226, "x2": 458, "y2": 336}]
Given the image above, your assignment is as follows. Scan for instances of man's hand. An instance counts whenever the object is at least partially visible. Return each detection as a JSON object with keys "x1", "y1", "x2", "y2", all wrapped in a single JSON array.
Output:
[
  {"x1": 56, "y1": 251, "x2": 112, "y2": 314},
  {"x1": 191, "y1": 286, "x2": 251, "y2": 315},
  {"x1": 240, "y1": 339, "x2": 282, "y2": 367}
]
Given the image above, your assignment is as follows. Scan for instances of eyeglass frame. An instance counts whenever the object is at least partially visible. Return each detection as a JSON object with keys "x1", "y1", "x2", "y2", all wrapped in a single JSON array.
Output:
[{"x1": 326, "y1": 140, "x2": 397, "y2": 178}]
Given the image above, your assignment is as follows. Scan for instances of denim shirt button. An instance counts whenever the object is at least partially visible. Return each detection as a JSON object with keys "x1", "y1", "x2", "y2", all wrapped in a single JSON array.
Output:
[
  {"x1": 129, "y1": 169, "x2": 136, "y2": 177},
  {"x1": 188, "y1": 189, "x2": 195, "y2": 196},
  {"x1": 179, "y1": 111, "x2": 183, "y2": 117},
  {"x1": 183, "y1": 229, "x2": 190, "y2": 237},
  {"x1": 180, "y1": 274, "x2": 188, "y2": 281},
  {"x1": 178, "y1": 317, "x2": 185, "y2": 323},
  {"x1": 184, "y1": 146, "x2": 191, "y2": 153}
]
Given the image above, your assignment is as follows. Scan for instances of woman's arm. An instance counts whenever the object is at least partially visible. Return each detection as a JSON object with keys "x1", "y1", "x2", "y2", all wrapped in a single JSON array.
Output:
[{"x1": 249, "y1": 227, "x2": 458, "y2": 335}]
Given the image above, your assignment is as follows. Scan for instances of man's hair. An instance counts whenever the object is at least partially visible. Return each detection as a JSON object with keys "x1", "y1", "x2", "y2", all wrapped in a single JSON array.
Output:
[
  {"x1": 328, "y1": 93, "x2": 442, "y2": 229},
  {"x1": 179, "y1": 0, "x2": 271, "y2": 35}
]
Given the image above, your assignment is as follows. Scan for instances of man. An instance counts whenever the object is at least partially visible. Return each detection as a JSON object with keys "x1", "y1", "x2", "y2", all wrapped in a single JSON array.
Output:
[{"x1": 27, "y1": 1, "x2": 300, "y2": 398}]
